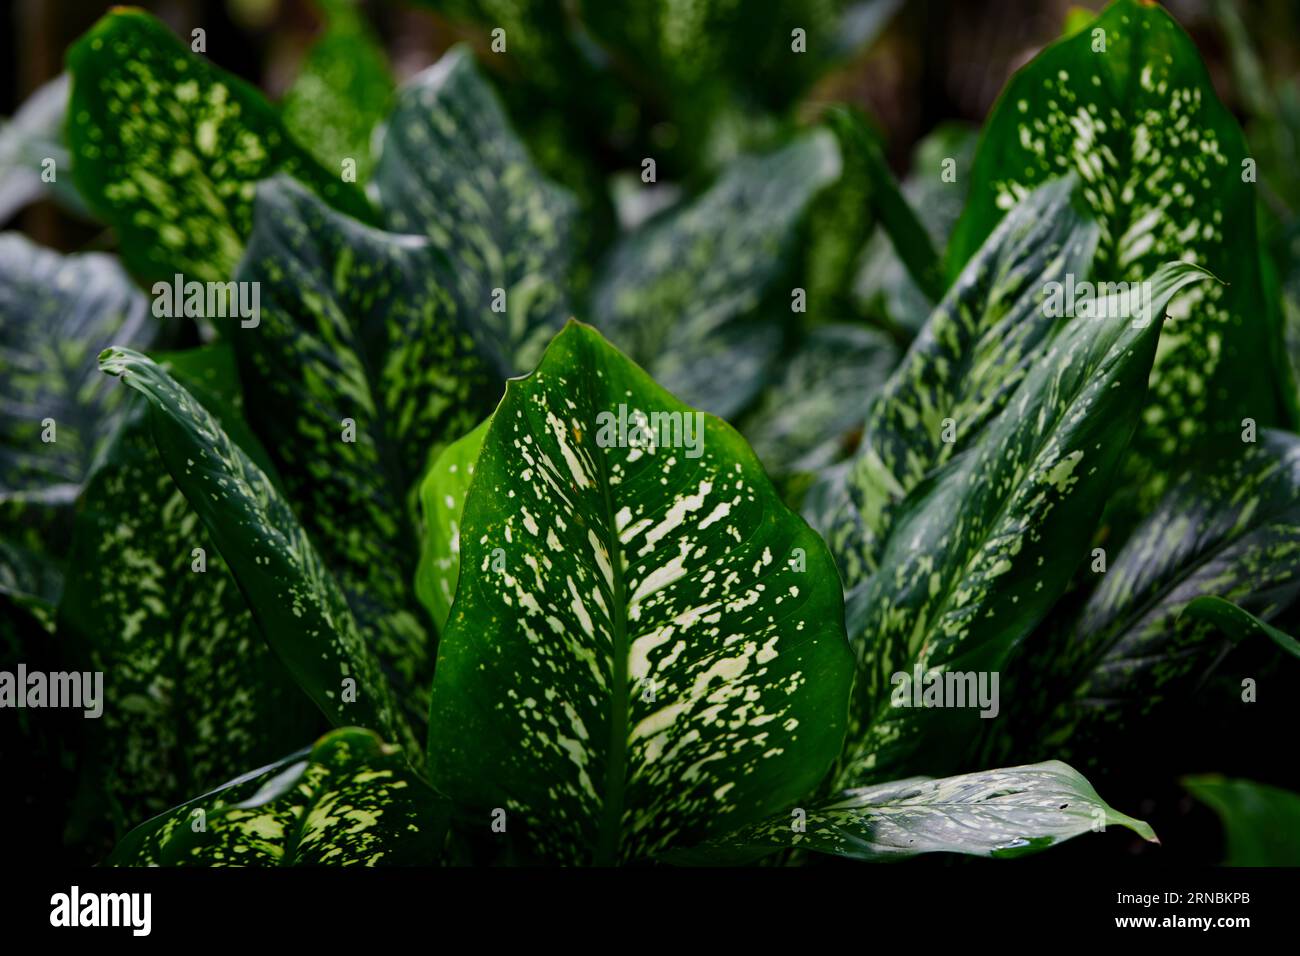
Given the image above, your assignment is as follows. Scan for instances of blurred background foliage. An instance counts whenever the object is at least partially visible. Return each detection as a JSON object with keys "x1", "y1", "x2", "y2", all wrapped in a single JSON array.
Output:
[{"x1": 4, "y1": 0, "x2": 1300, "y2": 866}]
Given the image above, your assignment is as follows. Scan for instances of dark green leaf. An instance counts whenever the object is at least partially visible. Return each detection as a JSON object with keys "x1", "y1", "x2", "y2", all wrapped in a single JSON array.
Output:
[
  {"x1": 1183, "y1": 596, "x2": 1300, "y2": 658},
  {"x1": 1183, "y1": 775, "x2": 1300, "y2": 866},
  {"x1": 67, "y1": 9, "x2": 373, "y2": 285},
  {"x1": 427, "y1": 322, "x2": 854, "y2": 864},
  {"x1": 829, "y1": 108, "x2": 942, "y2": 304},
  {"x1": 108, "y1": 728, "x2": 446, "y2": 866},
  {"x1": 97, "y1": 347, "x2": 417, "y2": 760},
  {"x1": 856, "y1": 122, "x2": 978, "y2": 334},
  {"x1": 374, "y1": 46, "x2": 578, "y2": 375},
  {"x1": 591, "y1": 131, "x2": 842, "y2": 418}
]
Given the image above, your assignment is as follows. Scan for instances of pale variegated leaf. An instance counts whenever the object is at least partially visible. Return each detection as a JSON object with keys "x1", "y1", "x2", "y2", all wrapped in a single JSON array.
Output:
[
  {"x1": 0, "y1": 234, "x2": 157, "y2": 604},
  {"x1": 741, "y1": 324, "x2": 897, "y2": 483},
  {"x1": 0, "y1": 74, "x2": 89, "y2": 221},
  {"x1": 675, "y1": 761, "x2": 1155, "y2": 863},
  {"x1": 1016, "y1": 431, "x2": 1300, "y2": 759},
  {"x1": 232, "y1": 176, "x2": 499, "y2": 727},
  {"x1": 0, "y1": 234, "x2": 153, "y2": 492},
  {"x1": 428, "y1": 322, "x2": 854, "y2": 864}
]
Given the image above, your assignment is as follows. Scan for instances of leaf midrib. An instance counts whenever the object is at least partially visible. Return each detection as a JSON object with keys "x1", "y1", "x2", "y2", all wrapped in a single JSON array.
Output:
[{"x1": 591, "y1": 389, "x2": 631, "y2": 867}]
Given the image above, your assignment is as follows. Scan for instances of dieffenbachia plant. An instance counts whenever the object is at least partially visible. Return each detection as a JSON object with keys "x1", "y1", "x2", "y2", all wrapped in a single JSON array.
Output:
[
  {"x1": 4, "y1": 1, "x2": 1296, "y2": 867},
  {"x1": 95, "y1": 320, "x2": 1154, "y2": 866}
]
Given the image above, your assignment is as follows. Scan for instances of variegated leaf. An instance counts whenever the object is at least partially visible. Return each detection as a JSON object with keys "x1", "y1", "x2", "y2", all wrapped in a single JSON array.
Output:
[
  {"x1": 674, "y1": 761, "x2": 1155, "y2": 863},
  {"x1": 108, "y1": 729, "x2": 446, "y2": 866},
  {"x1": 1024, "y1": 430, "x2": 1300, "y2": 757},
  {"x1": 232, "y1": 176, "x2": 498, "y2": 727},
  {"x1": 97, "y1": 347, "x2": 417, "y2": 760},
  {"x1": 374, "y1": 46, "x2": 578, "y2": 375},
  {"x1": 67, "y1": 9, "x2": 373, "y2": 285},
  {"x1": 415, "y1": 418, "x2": 489, "y2": 632},
  {"x1": 949, "y1": 0, "x2": 1290, "y2": 509},
  {"x1": 59, "y1": 346, "x2": 320, "y2": 838},
  {"x1": 590, "y1": 131, "x2": 842, "y2": 418},
  {"x1": 810, "y1": 175, "x2": 1099, "y2": 588},
  {"x1": 427, "y1": 322, "x2": 854, "y2": 865},
  {"x1": 839, "y1": 262, "x2": 1211, "y2": 787},
  {"x1": 281, "y1": 0, "x2": 393, "y2": 183}
]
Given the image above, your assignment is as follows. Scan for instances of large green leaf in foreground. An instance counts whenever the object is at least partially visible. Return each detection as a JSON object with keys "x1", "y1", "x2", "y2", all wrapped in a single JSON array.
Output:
[
  {"x1": 374, "y1": 46, "x2": 578, "y2": 375},
  {"x1": 98, "y1": 347, "x2": 415, "y2": 759},
  {"x1": 950, "y1": 0, "x2": 1289, "y2": 505},
  {"x1": 810, "y1": 175, "x2": 1099, "y2": 587},
  {"x1": 590, "y1": 131, "x2": 842, "y2": 419},
  {"x1": 67, "y1": 9, "x2": 373, "y2": 284},
  {"x1": 427, "y1": 322, "x2": 854, "y2": 865},
  {"x1": 109, "y1": 729, "x2": 445, "y2": 865},
  {"x1": 839, "y1": 262, "x2": 1211, "y2": 786},
  {"x1": 677, "y1": 761, "x2": 1154, "y2": 863}
]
